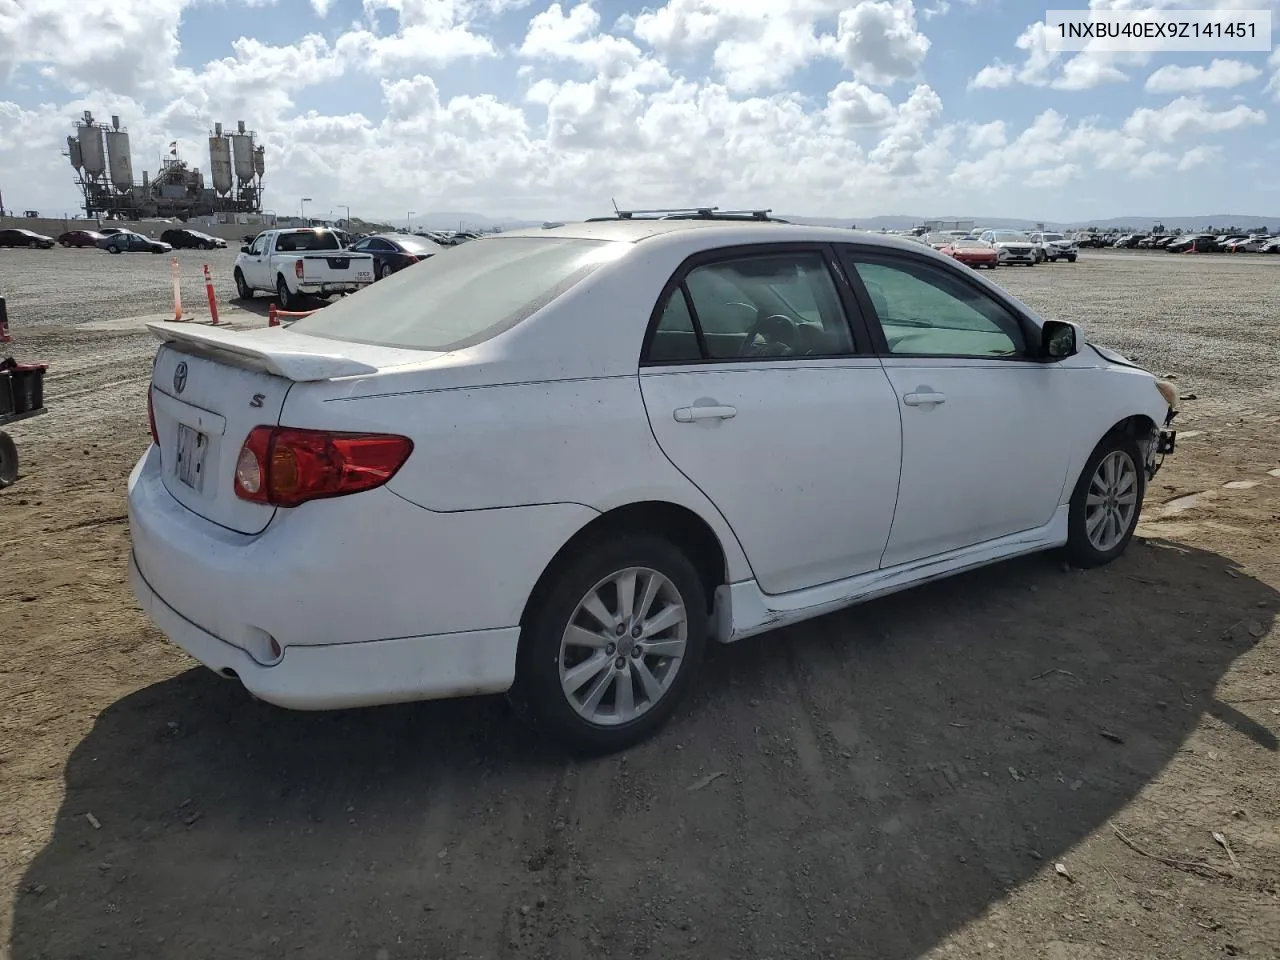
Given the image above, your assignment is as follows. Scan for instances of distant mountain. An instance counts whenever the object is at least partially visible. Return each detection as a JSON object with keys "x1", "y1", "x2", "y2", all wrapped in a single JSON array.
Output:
[
  {"x1": 780, "y1": 214, "x2": 1279, "y2": 231},
  {"x1": 400, "y1": 210, "x2": 1279, "y2": 234}
]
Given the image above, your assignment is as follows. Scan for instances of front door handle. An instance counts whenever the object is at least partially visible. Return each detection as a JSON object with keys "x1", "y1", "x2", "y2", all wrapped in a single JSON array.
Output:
[
  {"x1": 674, "y1": 405, "x2": 738, "y2": 423},
  {"x1": 902, "y1": 391, "x2": 946, "y2": 407}
]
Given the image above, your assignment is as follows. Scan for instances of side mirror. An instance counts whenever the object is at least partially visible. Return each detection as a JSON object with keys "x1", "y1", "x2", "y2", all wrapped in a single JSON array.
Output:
[
  {"x1": 240, "y1": 245, "x2": 251, "y2": 254},
  {"x1": 1041, "y1": 320, "x2": 1078, "y2": 360}
]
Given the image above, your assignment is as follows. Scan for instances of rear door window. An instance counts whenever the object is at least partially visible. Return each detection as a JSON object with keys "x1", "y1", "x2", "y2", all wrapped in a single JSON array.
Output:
[{"x1": 647, "y1": 250, "x2": 857, "y2": 362}]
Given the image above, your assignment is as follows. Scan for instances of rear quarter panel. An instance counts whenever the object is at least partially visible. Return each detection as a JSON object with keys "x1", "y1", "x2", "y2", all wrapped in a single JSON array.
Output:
[{"x1": 278, "y1": 375, "x2": 754, "y2": 582}]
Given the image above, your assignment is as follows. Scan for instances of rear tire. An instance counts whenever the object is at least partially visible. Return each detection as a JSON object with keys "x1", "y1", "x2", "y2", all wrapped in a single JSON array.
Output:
[
  {"x1": 107, "y1": 245, "x2": 121, "y2": 254},
  {"x1": 0, "y1": 431, "x2": 18, "y2": 488},
  {"x1": 276, "y1": 275, "x2": 298, "y2": 311},
  {"x1": 511, "y1": 534, "x2": 708, "y2": 754},
  {"x1": 1065, "y1": 431, "x2": 1146, "y2": 569}
]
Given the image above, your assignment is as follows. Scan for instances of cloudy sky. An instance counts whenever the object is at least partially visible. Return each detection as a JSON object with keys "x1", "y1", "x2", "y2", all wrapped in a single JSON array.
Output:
[{"x1": 1, "y1": 0, "x2": 1277, "y2": 223}]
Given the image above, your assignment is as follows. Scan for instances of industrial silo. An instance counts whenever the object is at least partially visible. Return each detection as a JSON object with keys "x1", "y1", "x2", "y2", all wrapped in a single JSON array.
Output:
[
  {"x1": 66, "y1": 135, "x2": 83, "y2": 171},
  {"x1": 76, "y1": 112, "x2": 106, "y2": 178},
  {"x1": 209, "y1": 122, "x2": 233, "y2": 195},
  {"x1": 253, "y1": 144, "x2": 265, "y2": 178},
  {"x1": 105, "y1": 116, "x2": 134, "y2": 192},
  {"x1": 231, "y1": 120, "x2": 255, "y2": 184}
]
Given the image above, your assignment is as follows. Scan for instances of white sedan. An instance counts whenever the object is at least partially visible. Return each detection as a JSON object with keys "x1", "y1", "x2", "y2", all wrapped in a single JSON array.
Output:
[{"x1": 127, "y1": 219, "x2": 1178, "y2": 753}]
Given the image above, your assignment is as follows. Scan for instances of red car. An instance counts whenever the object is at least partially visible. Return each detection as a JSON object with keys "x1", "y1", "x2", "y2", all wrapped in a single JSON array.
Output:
[
  {"x1": 58, "y1": 229, "x2": 107, "y2": 248},
  {"x1": 940, "y1": 238, "x2": 999, "y2": 269}
]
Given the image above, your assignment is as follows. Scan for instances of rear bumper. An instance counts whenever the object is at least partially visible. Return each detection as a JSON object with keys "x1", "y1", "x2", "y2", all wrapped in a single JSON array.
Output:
[
  {"x1": 130, "y1": 553, "x2": 518, "y2": 709},
  {"x1": 127, "y1": 445, "x2": 593, "y2": 708},
  {"x1": 298, "y1": 281, "x2": 371, "y2": 295}
]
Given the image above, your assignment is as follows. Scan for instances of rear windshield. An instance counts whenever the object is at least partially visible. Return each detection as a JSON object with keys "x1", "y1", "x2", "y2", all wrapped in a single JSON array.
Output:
[
  {"x1": 275, "y1": 230, "x2": 341, "y2": 252},
  {"x1": 287, "y1": 237, "x2": 626, "y2": 352}
]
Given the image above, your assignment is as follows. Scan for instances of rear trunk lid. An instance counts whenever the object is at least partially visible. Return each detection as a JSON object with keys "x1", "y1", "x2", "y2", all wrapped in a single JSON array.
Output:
[{"x1": 146, "y1": 322, "x2": 430, "y2": 535}]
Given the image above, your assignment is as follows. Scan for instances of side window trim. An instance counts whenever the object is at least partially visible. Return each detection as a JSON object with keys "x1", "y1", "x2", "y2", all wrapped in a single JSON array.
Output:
[
  {"x1": 640, "y1": 242, "x2": 865, "y2": 367},
  {"x1": 835, "y1": 245, "x2": 1040, "y2": 361}
]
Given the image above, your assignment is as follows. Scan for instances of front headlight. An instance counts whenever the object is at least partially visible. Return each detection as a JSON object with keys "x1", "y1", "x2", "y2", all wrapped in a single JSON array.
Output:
[{"x1": 1155, "y1": 379, "x2": 1179, "y2": 411}]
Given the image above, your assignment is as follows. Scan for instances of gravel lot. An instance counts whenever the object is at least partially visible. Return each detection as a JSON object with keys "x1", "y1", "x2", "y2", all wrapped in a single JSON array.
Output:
[{"x1": 1, "y1": 246, "x2": 1278, "y2": 960}]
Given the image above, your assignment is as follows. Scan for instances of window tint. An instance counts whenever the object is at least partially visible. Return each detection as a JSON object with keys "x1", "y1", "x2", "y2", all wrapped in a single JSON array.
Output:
[
  {"x1": 287, "y1": 237, "x2": 626, "y2": 351},
  {"x1": 650, "y1": 289, "x2": 701, "y2": 363},
  {"x1": 275, "y1": 230, "x2": 341, "y2": 252},
  {"x1": 650, "y1": 252, "x2": 854, "y2": 362},
  {"x1": 850, "y1": 257, "x2": 1025, "y2": 358}
]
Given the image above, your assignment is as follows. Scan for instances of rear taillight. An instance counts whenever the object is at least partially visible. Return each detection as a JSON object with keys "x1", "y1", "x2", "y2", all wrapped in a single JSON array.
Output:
[
  {"x1": 294, "y1": 259, "x2": 304, "y2": 279},
  {"x1": 147, "y1": 388, "x2": 160, "y2": 447},
  {"x1": 233, "y1": 427, "x2": 413, "y2": 507}
]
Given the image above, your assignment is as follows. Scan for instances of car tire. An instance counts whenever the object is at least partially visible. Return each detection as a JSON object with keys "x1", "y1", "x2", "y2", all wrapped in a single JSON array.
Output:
[
  {"x1": 107, "y1": 245, "x2": 121, "y2": 254},
  {"x1": 234, "y1": 269, "x2": 254, "y2": 300},
  {"x1": 276, "y1": 275, "x2": 297, "y2": 311},
  {"x1": 1064, "y1": 430, "x2": 1146, "y2": 569},
  {"x1": 375, "y1": 261, "x2": 388, "y2": 281},
  {"x1": 1067, "y1": 255, "x2": 1077, "y2": 262},
  {"x1": 511, "y1": 533, "x2": 709, "y2": 754},
  {"x1": 0, "y1": 431, "x2": 17, "y2": 488}
]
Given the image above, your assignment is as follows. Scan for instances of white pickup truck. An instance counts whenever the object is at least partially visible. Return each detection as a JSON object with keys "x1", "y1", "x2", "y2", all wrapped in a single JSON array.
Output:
[{"x1": 233, "y1": 228, "x2": 375, "y2": 309}]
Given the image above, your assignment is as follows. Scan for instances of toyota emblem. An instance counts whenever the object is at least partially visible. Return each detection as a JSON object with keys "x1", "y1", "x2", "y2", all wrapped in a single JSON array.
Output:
[{"x1": 173, "y1": 361, "x2": 188, "y2": 394}]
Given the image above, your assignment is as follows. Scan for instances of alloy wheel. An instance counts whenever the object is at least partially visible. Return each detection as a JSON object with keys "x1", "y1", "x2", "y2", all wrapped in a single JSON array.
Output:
[
  {"x1": 1085, "y1": 450, "x2": 1138, "y2": 552},
  {"x1": 558, "y1": 566, "x2": 688, "y2": 727}
]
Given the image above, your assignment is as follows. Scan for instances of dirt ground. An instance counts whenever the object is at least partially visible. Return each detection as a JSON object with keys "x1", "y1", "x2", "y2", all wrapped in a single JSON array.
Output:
[{"x1": 1, "y1": 247, "x2": 1278, "y2": 960}]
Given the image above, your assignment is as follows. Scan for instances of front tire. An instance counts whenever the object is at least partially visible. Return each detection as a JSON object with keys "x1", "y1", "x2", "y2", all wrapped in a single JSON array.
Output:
[
  {"x1": 107, "y1": 245, "x2": 121, "y2": 254},
  {"x1": 1065, "y1": 431, "x2": 1146, "y2": 568},
  {"x1": 234, "y1": 268, "x2": 254, "y2": 300},
  {"x1": 512, "y1": 534, "x2": 709, "y2": 754}
]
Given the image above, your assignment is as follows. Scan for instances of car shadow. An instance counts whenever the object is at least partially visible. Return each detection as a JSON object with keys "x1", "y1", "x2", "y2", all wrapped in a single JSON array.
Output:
[{"x1": 10, "y1": 539, "x2": 1276, "y2": 959}]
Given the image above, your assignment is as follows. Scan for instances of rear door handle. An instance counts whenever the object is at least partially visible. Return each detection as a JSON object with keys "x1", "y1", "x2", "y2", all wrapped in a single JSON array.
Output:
[
  {"x1": 902, "y1": 391, "x2": 946, "y2": 406},
  {"x1": 674, "y1": 405, "x2": 738, "y2": 423}
]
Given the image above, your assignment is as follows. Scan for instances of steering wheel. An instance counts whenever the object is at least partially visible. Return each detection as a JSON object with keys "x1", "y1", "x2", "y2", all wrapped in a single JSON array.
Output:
[{"x1": 739, "y1": 314, "x2": 800, "y2": 358}]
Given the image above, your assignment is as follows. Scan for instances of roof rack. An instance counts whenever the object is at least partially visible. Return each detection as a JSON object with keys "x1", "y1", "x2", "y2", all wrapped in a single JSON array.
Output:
[{"x1": 584, "y1": 206, "x2": 789, "y2": 223}]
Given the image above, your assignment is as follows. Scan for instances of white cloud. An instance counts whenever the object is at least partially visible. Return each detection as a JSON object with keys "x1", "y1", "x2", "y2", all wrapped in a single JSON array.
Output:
[
  {"x1": 1177, "y1": 144, "x2": 1223, "y2": 170},
  {"x1": 629, "y1": 0, "x2": 929, "y2": 93},
  {"x1": 824, "y1": 81, "x2": 896, "y2": 129},
  {"x1": 968, "y1": 62, "x2": 1014, "y2": 89},
  {"x1": 1146, "y1": 59, "x2": 1263, "y2": 93},
  {"x1": 0, "y1": 0, "x2": 1274, "y2": 222},
  {"x1": 1123, "y1": 96, "x2": 1267, "y2": 142}
]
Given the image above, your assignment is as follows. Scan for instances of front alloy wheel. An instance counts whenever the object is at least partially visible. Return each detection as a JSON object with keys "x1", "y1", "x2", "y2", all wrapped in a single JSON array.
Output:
[
  {"x1": 513, "y1": 534, "x2": 708, "y2": 753},
  {"x1": 1066, "y1": 432, "x2": 1145, "y2": 567}
]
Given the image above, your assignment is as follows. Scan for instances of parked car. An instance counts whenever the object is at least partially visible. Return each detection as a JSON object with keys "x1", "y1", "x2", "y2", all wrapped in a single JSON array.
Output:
[
  {"x1": 0, "y1": 228, "x2": 55, "y2": 249},
  {"x1": 97, "y1": 231, "x2": 172, "y2": 254},
  {"x1": 979, "y1": 229, "x2": 1037, "y2": 265},
  {"x1": 128, "y1": 220, "x2": 1178, "y2": 752},
  {"x1": 58, "y1": 229, "x2": 107, "y2": 247},
  {"x1": 1031, "y1": 232, "x2": 1079, "y2": 262},
  {"x1": 938, "y1": 238, "x2": 999, "y2": 269},
  {"x1": 1166, "y1": 234, "x2": 1218, "y2": 254},
  {"x1": 233, "y1": 227, "x2": 375, "y2": 308},
  {"x1": 160, "y1": 228, "x2": 227, "y2": 250},
  {"x1": 1152, "y1": 236, "x2": 1179, "y2": 249},
  {"x1": 98, "y1": 226, "x2": 128, "y2": 236},
  {"x1": 1223, "y1": 235, "x2": 1271, "y2": 253},
  {"x1": 350, "y1": 233, "x2": 447, "y2": 280},
  {"x1": 1261, "y1": 236, "x2": 1280, "y2": 254}
]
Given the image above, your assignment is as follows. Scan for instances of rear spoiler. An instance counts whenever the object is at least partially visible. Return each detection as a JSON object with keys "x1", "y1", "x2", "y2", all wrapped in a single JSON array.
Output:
[{"x1": 146, "y1": 321, "x2": 377, "y2": 381}]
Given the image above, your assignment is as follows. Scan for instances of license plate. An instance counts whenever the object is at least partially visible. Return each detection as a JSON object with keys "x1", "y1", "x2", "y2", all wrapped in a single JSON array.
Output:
[
  {"x1": 176, "y1": 423, "x2": 208, "y2": 492},
  {"x1": 356, "y1": 270, "x2": 372, "y2": 280}
]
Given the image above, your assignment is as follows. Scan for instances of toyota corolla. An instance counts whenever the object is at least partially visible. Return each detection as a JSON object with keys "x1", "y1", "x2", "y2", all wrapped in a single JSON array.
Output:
[{"x1": 128, "y1": 217, "x2": 1178, "y2": 753}]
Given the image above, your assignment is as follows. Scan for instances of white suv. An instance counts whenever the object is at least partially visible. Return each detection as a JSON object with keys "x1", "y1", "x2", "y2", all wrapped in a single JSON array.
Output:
[{"x1": 128, "y1": 218, "x2": 1178, "y2": 752}]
